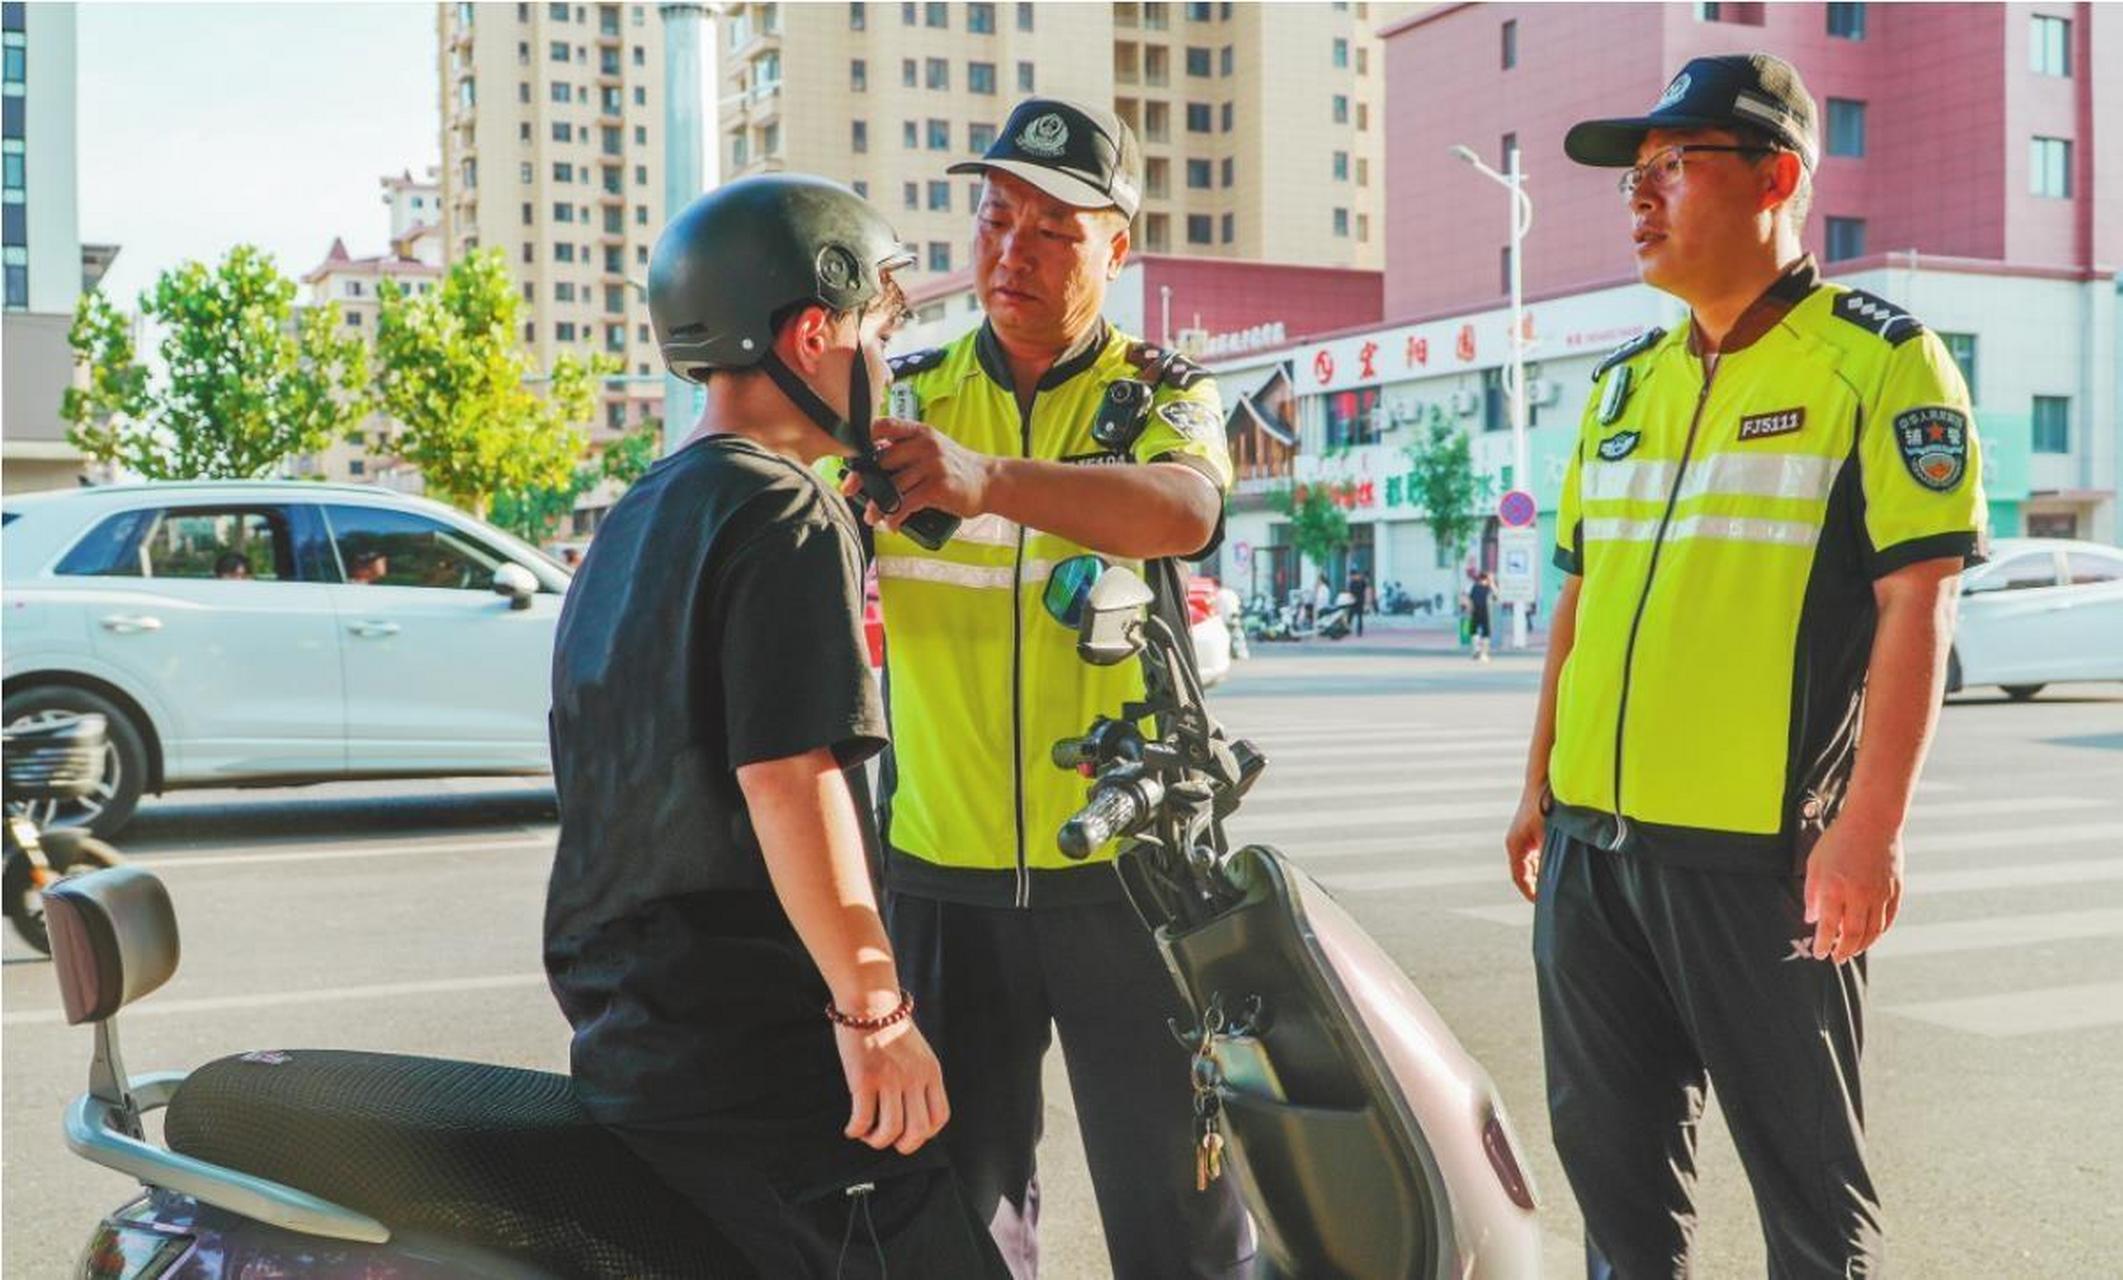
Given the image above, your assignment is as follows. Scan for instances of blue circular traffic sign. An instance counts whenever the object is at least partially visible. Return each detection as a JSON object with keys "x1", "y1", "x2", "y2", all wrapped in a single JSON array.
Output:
[{"x1": 1498, "y1": 488, "x2": 1537, "y2": 529}]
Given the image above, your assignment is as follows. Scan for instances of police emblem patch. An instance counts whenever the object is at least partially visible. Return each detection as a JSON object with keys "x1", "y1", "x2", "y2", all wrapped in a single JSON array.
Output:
[
  {"x1": 1894, "y1": 407, "x2": 1969, "y2": 492},
  {"x1": 1653, "y1": 73, "x2": 1692, "y2": 112},
  {"x1": 1017, "y1": 113, "x2": 1070, "y2": 157},
  {"x1": 1157, "y1": 398, "x2": 1220, "y2": 442},
  {"x1": 1597, "y1": 430, "x2": 1641, "y2": 462},
  {"x1": 1737, "y1": 407, "x2": 1805, "y2": 441}
]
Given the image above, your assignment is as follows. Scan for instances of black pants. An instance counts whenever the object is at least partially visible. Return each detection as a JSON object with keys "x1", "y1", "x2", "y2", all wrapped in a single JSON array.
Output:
[
  {"x1": 1533, "y1": 829, "x2": 1882, "y2": 1279},
  {"x1": 886, "y1": 892, "x2": 1256, "y2": 1280}
]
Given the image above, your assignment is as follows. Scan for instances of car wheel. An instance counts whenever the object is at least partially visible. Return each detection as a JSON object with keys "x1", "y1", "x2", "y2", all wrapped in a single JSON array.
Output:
[
  {"x1": 2002, "y1": 684, "x2": 2046, "y2": 702},
  {"x1": 2, "y1": 686, "x2": 149, "y2": 839},
  {"x1": 1943, "y1": 648, "x2": 1962, "y2": 701}
]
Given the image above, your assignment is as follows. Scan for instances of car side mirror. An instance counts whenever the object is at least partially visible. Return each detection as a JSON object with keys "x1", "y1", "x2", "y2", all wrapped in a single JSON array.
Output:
[{"x1": 492, "y1": 563, "x2": 539, "y2": 610}]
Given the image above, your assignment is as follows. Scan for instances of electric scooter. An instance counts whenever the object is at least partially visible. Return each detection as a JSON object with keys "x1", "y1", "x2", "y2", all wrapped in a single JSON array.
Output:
[{"x1": 42, "y1": 563, "x2": 1538, "y2": 1278}]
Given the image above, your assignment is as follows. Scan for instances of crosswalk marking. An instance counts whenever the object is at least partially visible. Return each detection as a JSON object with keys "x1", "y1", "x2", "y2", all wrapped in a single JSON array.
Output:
[
  {"x1": 1885, "y1": 981, "x2": 2123, "y2": 1037},
  {"x1": 1439, "y1": 904, "x2": 2123, "y2": 957},
  {"x1": 1320, "y1": 855, "x2": 2123, "y2": 901},
  {"x1": 1908, "y1": 821, "x2": 2123, "y2": 853}
]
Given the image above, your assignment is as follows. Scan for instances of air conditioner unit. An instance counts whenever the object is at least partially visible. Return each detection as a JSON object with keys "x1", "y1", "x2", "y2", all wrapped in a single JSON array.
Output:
[
  {"x1": 1526, "y1": 378, "x2": 1562, "y2": 407},
  {"x1": 1449, "y1": 389, "x2": 1481, "y2": 416}
]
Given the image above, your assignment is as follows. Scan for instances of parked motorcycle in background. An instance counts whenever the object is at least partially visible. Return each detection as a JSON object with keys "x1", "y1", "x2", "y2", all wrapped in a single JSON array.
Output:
[{"x1": 4, "y1": 713, "x2": 125, "y2": 956}]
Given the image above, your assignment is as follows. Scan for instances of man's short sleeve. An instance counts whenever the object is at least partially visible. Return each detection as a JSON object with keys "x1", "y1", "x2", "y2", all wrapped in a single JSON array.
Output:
[
  {"x1": 1136, "y1": 380, "x2": 1234, "y2": 493},
  {"x1": 710, "y1": 508, "x2": 886, "y2": 770},
  {"x1": 1860, "y1": 331, "x2": 1988, "y2": 577},
  {"x1": 1553, "y1": 399, "x2": 1594, "y2": 576}
]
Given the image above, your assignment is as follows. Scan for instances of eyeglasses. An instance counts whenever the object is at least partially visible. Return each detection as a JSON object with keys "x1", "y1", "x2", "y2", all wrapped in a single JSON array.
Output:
[{"x1": 1619, "y1": 144, "x2": 1773, "y2": 198}]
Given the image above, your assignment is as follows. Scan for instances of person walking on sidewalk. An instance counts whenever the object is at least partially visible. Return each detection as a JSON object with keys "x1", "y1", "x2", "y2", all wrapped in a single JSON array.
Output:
[
  {"x1": 1503, "y1": 55, "x2": 1985, "y2": 1278},
  {"x1": 1466, "y1": 571, "x2": 1495, "y2": 663}
]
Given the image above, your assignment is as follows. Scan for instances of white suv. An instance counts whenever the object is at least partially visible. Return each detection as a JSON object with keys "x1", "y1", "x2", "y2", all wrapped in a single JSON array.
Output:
[{"x1": 2, "y1": 482, "x2": 570, "y2": 835}]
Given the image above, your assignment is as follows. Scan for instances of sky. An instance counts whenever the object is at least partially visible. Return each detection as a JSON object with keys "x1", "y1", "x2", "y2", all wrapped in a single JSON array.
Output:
[{"x1": 75, "y1": 1, "x2": 717, "y2": 311}]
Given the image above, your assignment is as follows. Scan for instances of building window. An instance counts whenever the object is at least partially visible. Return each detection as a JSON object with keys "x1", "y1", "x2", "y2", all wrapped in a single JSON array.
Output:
[
  {"x1": 1938, "y1": 332, "x2": 1978, "y2": 403},
  {"x1": 1356, "y1": 46, "x2": 1367, "y2": 75},
  {"x1": 553, "y1": 160, "x2": 575, "y2": 182},
  {"x1": 2031, "y1": 14, "x2": 2071, "y2": 76},
  {"x1": 1696, "y1": 2, "x2": 1765, "y2": 23},
  {"x1": 2031, "y1": 136, "x2": 2073, "y2": 197},
  {"x1": 969, "y1": 121, "x2": 997, "y2": 151},
  {"x1": 968, "y1": 1, "x2": 994, "y2": 33},
  {"x1": 1501, "y1": 132, "x2": 1518, "y2": 170},
  {"x1": 1332, "y1": 151, "x2": 1348, "y2": 181},
  {"x1": 926, "y1": 56, "x2": 948, "y2": 89},
  {"x1": 1186, "y1": 214, "x2": 1213, "y2": 244},
  {"x1": 633, "y1": 45, "x2": 644, "y2": 65},
  {"x1": 1220, "y1": 45, "x2": 1233, "y2": 76},
  {"x1": 556, "y1": 241, "x2": 576, "y2": 262},
  {"x1": 901, "y1": 1, "x2": 915, "y2": 24},
  {"x1": 635, "y1": 163, "x2": 647, "y2": 184},
  {"x1": 1145, "y1": 101, "x2": 1170, "y2": 142},
  {"x1": 1357, "y1": 213, "x2": 1369, "y2": 242},
  {"x1": 928, "y1": 180, "x2": 950, "y2": 210},
  {"x1": 927, "y1": 241, "x2": 951, "y2": 271},
  {"x1": 925, "y1": 1, "x2": 947, "y2": 27},
  {"x1": 1018, "y1": 61, "x2": 1035, "y2": 92},
  {"x1": 1187, "y1": 46, "x2": 1211, "y2": 76},
  {"x1": 903, "y1": 119, "x2": 918, "y2": 148},
  {"x1": 1221, "y1": 156, "x2": 1234, "y2": 187},
  {"x1": 1357, "y1": 102, "x2": 1368, "y2": 131},
  {"x1": 520, "y1": 160, "x2": 534, "y2": 183},
  {"x1": 1826, "y1": 2, "x2": 1865, "y2": 38},
  {"x1": 1333, "y1": 207, "x2": 1349, "y2": 237},
  {"x1": 1173, "y1": 102, "x2": 1202, "y2": 133},
  {"x1": 970, "y1": 61, "x2": 996, "y2": 94},
  {"x1": 1017, "y1": 2, "x2": 1033, "y2": 30},
  {"x1": 550, "y1": 81, "x2": 570, "y2": 103},
  {"x1": 1501, "y1": 18, "x2": 1517, "y2": 68},
  {"x1": 553, "y1": 121, "x2": 574, "y2": 142},
  {"x1": 1220, "y1": 212, "x2": 1234, "y2": 244},
  {"x1": 852, "y1": 119, "x2": 868, "y2": 152},
  {"x1": 1325, "y1": 386, "x2": 1381, "y2": 447},
  {"x1": 849, "y1": 1, "x2": 866, "y2": 30},
  {"x1": 927, "y1": 118, "x2": 950, "y2": 150},
  {"x1": 522, "y1": 201, "x2": 535, "y2": 225},
  {"x1": 1220, "y1": 102, "x2": 1233, "y2": 132},
  {"x1": 1825, "y1": 99, "x2": 1866, "y2": 157},
  {"x1": 968, "y1": 182, "x2": 981, "y2": 207},
  {"x1": 1144, "y1": 1, "x2": 1169, "y2": 29},
  {"x1": 1825, "y1": 216, "x2": 1866, "y2": 261},
  {"x1": 1332, "y1": 37, "x2": 1348, "y2": 68},
  {"x1": 1143, "y1": 214, "x2": 1170, "y2": 252},
  {"x1": 1332, "y1": 94, "x2": 1349, "y2": 124},
  {"x1": 548, "y1": 1, "x2": 568, "y2": 18},
  {"x1": 557, "y1": 322, "x2": 577, "y2": 342},
  {"x1": 2031, "y1": 395, "x2": 2070, "y2": 453},
  {"x1": 554, "y1": 202, "x2": 576, "y2": 223},
  {"x1": 556, "y1": 281, "x2": 577, "y2": 302},
  {"x1": 1184, "y1": 159, "x2": 1210, "y2": 190},
  {"x1": 851, "y1": 179, "x2": 869, "y2": 198},
  {"x1": 851, "y1": 58, "x2": 866, "y2": 91},
  {"x1": 1187, "y1": 0, "x2": 1212, "y2": 17},
  {"x1": 550, "y1": 39, "x2": 569, "y2": 61},
  {"x1": 903, "y1": 181, "x2": 918, "y2": 210},
  {"x1": 901, "y1": 57, "x2": 917, "y2": 87}
]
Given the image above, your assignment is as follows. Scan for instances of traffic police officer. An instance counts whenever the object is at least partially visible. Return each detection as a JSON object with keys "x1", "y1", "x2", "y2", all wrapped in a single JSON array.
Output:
[
  {"x1": 847, "y1": 97, "x2": 1253, "y2": 1277},
  {"x1": 1503, "y1": 56, "x2": 1987, "y2": 1278}
]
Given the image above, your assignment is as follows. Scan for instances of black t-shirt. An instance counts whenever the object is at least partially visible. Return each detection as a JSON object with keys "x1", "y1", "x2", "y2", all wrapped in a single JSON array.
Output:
[
  {"x1": 543, "y1": 435, "x2": 886, "y2": 1123},
  {"x1": 1468, "y1": 582, "x2": 1494, "y2": 616}
]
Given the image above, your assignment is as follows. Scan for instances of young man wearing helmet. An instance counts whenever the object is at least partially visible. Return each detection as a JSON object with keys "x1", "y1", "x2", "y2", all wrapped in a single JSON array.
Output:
[{"x1": 543, "y1": 174, "x2": 1006, "y2": 1278}]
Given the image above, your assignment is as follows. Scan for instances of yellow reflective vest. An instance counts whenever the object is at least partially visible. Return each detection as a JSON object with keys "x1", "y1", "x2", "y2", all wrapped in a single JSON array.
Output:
[
  {"x1": 874, "y1": 322, "x2": 1232, "y2": 907},
  {"x1": 1549, "y1": 258, "x2": 1987, "y2": 873}
]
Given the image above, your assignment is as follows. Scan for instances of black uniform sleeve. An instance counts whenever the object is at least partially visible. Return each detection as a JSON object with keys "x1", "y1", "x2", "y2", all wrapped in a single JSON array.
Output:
[{"x1": 707, "y1": 510, "x2": 887, "y2": 771}]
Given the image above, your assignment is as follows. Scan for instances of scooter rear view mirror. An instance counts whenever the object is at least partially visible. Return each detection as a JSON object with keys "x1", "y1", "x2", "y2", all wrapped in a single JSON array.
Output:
[
  {"x1": 1043, "y1": 554, "x2": 1108, "y2": 630},
  {"x1": 1077, "y1": 565, "x2": 1155, "y2": 667}
]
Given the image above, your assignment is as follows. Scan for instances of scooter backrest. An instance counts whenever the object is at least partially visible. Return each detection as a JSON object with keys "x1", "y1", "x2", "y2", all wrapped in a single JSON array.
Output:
[{"x1": 45, "y1": 865, "x2": 180, "y2": 1026}]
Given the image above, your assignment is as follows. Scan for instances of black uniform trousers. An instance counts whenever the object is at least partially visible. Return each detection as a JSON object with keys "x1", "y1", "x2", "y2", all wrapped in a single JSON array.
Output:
[
  {"x1": 1533, "y1": 828, "x2": 1883, "y2": 1279},
  {"x1": 886, "y1": 891, "x2": 1257, "y2": 1280}
]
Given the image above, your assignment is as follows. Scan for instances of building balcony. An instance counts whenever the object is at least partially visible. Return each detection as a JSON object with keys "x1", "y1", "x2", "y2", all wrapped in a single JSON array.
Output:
[{"x1": 732, "y1": 28, "x2": 781, "y2": 64}]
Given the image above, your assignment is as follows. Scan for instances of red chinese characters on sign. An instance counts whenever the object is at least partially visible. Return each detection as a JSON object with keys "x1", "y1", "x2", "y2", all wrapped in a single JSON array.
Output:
[
  {"x1": 1358, "y1": 340, "x2": 1379, "y2": 380},
  {"x1": 1293, "y1": 480, "x2": 1379, "y2": 510},
  {"x1": 1405, "y1": 335, "x2": 1429, "y2": 368},
  {"x1": 1313, "y1": 349, "x2": 1335, "y2": 385},
  {"x1": 1456, "y1": 324, "x2": 1477, "y2": 363}
]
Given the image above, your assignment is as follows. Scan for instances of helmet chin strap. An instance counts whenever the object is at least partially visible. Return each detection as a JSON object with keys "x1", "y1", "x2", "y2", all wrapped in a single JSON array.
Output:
[{"x1": 757, "y1": 342, "x2": 906, "y2": 516}]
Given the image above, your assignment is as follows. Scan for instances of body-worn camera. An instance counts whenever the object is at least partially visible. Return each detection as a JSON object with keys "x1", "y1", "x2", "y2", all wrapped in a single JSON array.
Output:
[{"x1": 1090, "y1": 378, "x2": 1155, "y2": 454}]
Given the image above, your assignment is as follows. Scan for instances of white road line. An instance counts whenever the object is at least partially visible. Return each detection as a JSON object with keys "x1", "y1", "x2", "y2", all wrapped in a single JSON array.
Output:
[
  {"x1": 1916, "y1": 858, "x2": 2123, "y2": 894},
  {"x1": 1886, "y1": 981, "x2": 2123, "y2": 1037},
  {"x1": 1876, "y1": 908, "x2": 2123, "y2": 959},
  {"x1": 1233, "y1": 799, "x2": 1511, "y2": 834},
  {"x1": 1319, "y1": 864, "x2": 1500, "y2": 893},
  {"x1": 1251, "y1": 737, "x2": 1530, "y2": 756},
  {"x1": 2, "y1": 973, "x2": 551, "y2": 1028},
  {"x1": 1904, "y1": 796, "x2": 2108, "y2": 821},
  {"x1": 131, "y1": 836, "x2": 553, "y2": 870},
  {"x1": 1246, "y1": 777, "x2": 1523, "y2": 806},
  {"x1": 1909, "y1": 822, "x2": 2123, "y2": 853}
]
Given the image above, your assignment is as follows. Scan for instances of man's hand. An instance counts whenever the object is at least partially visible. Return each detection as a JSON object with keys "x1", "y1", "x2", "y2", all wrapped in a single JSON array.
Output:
[
  {"x1": 1504, "y1": 790, "x2": 1545, "y2": 903},
  {"x1": 846, "y1": 418, "x2": 995, "y2": 533},
  {"x1": 1802, "y1": 816, "x2": 1905, "y2": 964},
  {"x1": 837, "y1": 1010, "x2": 951, "y2": 1155}
]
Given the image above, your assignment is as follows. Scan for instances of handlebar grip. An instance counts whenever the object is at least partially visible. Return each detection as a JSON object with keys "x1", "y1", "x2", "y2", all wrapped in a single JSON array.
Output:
[{"x1": 1058, "y1": 785, "x2": 1143, "y2": 861}]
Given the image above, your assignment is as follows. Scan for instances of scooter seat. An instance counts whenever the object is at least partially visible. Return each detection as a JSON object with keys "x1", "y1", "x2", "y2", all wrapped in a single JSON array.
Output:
[{"x1": 163, "y1": 1048, "x2": 754, "y2": 1278}]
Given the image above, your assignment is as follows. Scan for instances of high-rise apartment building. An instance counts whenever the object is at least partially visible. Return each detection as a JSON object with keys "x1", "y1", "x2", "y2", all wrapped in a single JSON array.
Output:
[
  {"x1": 437, "y1": 0, "x2": 667, "y2": 445},
  {"x1": 715, "y1": 1, "x2": 1406, "y2": 283}
]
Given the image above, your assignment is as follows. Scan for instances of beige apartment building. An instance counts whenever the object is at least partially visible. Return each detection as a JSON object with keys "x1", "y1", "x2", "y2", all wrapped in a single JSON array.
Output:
[
  {"x1": 716, "y1": 0, "x2": 1406, "y2": 284},
  {"x1": 436, "y1": 0, "x2": 667, "y2": 446}
]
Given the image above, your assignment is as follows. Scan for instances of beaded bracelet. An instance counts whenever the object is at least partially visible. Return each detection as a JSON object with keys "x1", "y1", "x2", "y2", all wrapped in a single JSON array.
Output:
[{"x1": 825, "y1": 988, "x2": 915, "y2": 1031}]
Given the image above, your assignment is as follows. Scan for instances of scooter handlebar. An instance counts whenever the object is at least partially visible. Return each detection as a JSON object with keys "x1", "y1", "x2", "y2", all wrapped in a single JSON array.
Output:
[{"x1": 1059, "y1": 784, "x2": 1146, "y2": 861}]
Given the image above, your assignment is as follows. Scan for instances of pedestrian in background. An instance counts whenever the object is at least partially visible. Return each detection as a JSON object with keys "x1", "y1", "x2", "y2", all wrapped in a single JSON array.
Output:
[{"x1": 1466, "y1": 571, "x2": 1495, "y2": 663}]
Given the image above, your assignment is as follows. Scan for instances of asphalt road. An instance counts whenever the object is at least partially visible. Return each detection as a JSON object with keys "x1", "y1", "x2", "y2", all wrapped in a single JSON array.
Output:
[{"x1": 5, "y1": 645, "x2": 2120, "y2": 1277}]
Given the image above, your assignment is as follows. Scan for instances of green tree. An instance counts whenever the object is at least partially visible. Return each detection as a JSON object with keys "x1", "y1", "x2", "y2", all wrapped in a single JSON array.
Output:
[
  {"x1": 598, "y1": 419, "x2": 662, "y2": 487},
  {"x1": 1403, "y1": 419, "x2": 1488, "y2": 567},
  {"x1": 372, "y1": 249, "x2": 613, "y2": 519},
  {"x1": 1270, "y1": 480, "x2": 1353, "y2": 575},
  {"x1": 63, "y1": 245, "x2": 372, "y2": 479},
  {"x1": 489, "y1": 468, "x2": 601, "y2": 544}
]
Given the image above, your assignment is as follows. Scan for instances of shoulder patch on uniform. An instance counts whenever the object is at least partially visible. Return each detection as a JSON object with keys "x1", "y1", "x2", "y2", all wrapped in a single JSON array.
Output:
[
  {"x1": 1125, "y1": 341, "x2": 1209, "y2": 391},
  {"x1": 1596, "y1": 430, "x2": 1641, "y2": 461},
  {"x1": 1894, "y1": 407, "x2": 1970, "y2": 491},
  {"x1": 887, "y1": 347, "x2": 947, "y2": 379},
  {"x1": 1155, "y1": 397, "x2": 1222, "y2": 443},
  {"x1": 1591, "y1": 327, "x2": 1666, "y2": 384},
  {"x1": 1830, "y1": 289, "x2": 1925, "y2": 347}
]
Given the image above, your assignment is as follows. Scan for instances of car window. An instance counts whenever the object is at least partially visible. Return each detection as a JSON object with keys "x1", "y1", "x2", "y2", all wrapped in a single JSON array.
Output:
[
  {"x1": 53, "y1": 508, "x2": 155, "y2": 577},
  {"x1": 1966, "y1": 552, "x2": 2059, "y2": 594},
  {"x1": 322, "y1": 504, "x2": 511, "y2": 591},
  {"x1": 2066, "y1": 552, "x2": 2123, "y2": 587},
  {"x1": 140, "y1": 508, "x2": 293, "y2": 581}
]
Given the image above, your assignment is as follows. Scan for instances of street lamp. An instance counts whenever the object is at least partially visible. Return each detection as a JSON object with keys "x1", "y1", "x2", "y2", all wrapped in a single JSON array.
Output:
[{"x1": 1451, "y1": 142, "x2": 1534, "y2": 651}]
